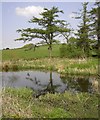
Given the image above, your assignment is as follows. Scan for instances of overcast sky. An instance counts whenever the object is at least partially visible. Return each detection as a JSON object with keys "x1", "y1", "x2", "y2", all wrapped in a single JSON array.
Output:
[{"x1": 1, "y1": 2, "x2": 94, "y2": 49}]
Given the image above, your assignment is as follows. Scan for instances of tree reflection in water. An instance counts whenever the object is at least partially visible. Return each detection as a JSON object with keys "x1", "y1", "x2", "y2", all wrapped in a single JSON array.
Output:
[
  {"x1": 60, "y1": 75, "x2": 95, "y2": 93},
  {"x1": 26, "y1": 71, "x2": 61, "y2": 98}
]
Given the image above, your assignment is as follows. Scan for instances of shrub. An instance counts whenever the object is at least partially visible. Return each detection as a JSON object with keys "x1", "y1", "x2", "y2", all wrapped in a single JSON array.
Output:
[
  {"x1": 60, "y1": 43, "x2": 67, "y2": 58},
  {"x1": 60, "y1": 44, "x2": 84, "y2": 58}
]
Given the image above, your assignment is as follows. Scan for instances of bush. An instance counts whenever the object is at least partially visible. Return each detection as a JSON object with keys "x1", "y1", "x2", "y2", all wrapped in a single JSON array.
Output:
[
  {"x1": 60, "y1": 44, "x2": 84, "y2": 58},
  {"x1": 60, "y1": 43, "x2": 67, "y2": 57}
]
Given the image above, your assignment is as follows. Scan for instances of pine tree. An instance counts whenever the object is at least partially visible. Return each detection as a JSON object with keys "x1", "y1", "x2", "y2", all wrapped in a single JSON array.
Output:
[
  {"x1": 74, "y1": 2, "x2": 90, "y2": 57},
  {"x1": 89, "y1": 2, "x2": 100, "y2": 57},
  {"x1": 16, "y1": 7, "x2": 69, "y2": 58}
]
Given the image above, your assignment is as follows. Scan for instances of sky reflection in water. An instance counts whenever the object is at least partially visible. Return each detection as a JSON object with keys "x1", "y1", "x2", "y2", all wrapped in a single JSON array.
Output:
[{"x1": 2, "y1": 71, "x2": 98, "y2": 95}]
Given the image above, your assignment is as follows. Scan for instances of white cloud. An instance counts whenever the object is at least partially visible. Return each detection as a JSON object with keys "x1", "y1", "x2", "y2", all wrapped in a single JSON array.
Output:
[
  {"x1": 16, "y1": 6, "x2": 44, "y2": 18},
  {"x1": 69, "y1": 13, "x2": 76, "y2": 18}
]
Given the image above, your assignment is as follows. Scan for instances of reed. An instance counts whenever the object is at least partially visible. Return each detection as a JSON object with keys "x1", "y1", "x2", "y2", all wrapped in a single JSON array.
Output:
[{"x1": 2, "y1": 58, "x2": 98, "y2": 75}]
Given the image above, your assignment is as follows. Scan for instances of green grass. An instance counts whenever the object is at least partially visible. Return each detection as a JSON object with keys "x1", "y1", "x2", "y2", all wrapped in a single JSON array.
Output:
[
  {"x1": 2, "y1": 44, "x2": 60, "y2": 61},
  {"x1": 2, "y1": 88, "x2": 99, "y2": 118}
]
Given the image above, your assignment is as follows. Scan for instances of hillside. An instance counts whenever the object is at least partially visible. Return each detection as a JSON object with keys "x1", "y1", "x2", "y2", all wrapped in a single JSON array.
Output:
[{"x1": 2, "y1": 44, "x2": 61, "y2": 61}]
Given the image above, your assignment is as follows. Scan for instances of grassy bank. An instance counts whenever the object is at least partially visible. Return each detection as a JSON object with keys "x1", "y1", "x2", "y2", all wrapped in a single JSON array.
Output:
[
  {"x1": 1, "y1": 58, "x2": 98, "y2": 75},
  {"x1": 1, "y1": 44, "x2": 98, "y2": 75},
  {"x1": 2, "y1": 88, "x2": 99, "y2": 118}
]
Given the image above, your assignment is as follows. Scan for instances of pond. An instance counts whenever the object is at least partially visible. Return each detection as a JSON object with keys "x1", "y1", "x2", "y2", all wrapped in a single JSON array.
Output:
[{"x1": 1, "y1": 71, "x2": 98, "y2": 97}]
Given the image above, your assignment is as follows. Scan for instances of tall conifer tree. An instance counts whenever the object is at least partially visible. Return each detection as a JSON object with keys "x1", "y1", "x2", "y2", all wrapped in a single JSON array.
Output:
[
  {"x1": 16, "y1": 7, "x2": 70, "y2": 58},
  {"x1": 74, "y1": 2, "x2": 90, "y2": 57}
]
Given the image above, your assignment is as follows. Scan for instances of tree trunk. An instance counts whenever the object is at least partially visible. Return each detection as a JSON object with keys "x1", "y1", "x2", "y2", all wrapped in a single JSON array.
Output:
[
  {"x1": 49, "y1": 71, "x2": 55, "y2": 94},
  {"x1": 48, "y1": 45, "x2": 52, "y2": 59}
]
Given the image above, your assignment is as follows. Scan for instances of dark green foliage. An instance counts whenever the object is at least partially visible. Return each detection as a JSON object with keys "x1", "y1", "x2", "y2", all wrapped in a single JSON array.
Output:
[
  {"x1": 89, "y1": 2, "x2": 100, "y2": 58},
  {"x1": 60, "y1": 43, "x2": 67, "y2": 57},
  {"x1": 68, "y1": 37, "x2": 77, "y2": 44},
  {"x1": 74, "y1": 2, "x2": 90, "y2": 57},
  {"x1": 60, "y1": 43, "x2": 84, "y2": 58},
  {"x1": 89, "y1": 2, "x2": 100, "y2": 39}
]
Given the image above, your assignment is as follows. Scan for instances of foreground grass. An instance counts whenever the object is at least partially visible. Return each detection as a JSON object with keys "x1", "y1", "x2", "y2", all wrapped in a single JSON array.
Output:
[
  {"x1": 1, "y1": 58, "x2": 98, "y2": 75},
  {"x1": 2, "y1": 88, "x2": 99, "y2": 118}
]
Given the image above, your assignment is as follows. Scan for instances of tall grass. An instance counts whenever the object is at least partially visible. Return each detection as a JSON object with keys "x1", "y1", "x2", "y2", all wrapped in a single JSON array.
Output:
[
  {"x1": 2, "y1": 58, "x2": 98, "y2": 75},
  {"x1": 2, "y1": 88, "x2": 98, "y2": 118}
]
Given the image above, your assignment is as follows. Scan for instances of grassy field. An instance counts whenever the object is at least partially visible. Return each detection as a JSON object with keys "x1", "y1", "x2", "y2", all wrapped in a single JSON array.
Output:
[
  {"x1": 2, "y1": 88, "x2": 99, "y2": 118},
  {"x1": 2, "y1": 44, "x2": 60, "y2": 61}
]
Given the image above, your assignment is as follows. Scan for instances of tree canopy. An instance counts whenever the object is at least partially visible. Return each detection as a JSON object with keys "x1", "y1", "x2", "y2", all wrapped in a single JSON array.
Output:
[
  {"x1": 15, "y1": 3, "x2": 100, "y2": 58},
  {"x1": 16, "y1": 6, "x2": 70, "y2": 58}
]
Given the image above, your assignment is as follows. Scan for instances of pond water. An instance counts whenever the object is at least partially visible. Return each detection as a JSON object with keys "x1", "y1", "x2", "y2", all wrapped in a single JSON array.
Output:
[{"x1": 1, "y1": 70, "x2": 98, "y2": 97}]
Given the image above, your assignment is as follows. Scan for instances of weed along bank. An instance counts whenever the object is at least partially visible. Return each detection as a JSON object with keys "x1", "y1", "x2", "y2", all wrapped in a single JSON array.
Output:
[{"x1": 2, "y1": 58, "x2": 98, "y2": 75}]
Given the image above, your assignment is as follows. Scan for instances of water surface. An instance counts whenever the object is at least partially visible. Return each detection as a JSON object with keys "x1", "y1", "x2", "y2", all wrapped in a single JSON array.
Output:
[{"x1": 2, "y1": 71, "x2": 98, "y2": 95}]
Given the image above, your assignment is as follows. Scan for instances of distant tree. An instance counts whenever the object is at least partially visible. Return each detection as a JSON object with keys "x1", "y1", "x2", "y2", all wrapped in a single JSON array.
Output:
[
  {"x1": 60, "y1": 43, "x2": 67, "y2": 57},
  {"x1": 16, "y1": 7, "x2": 69, "y2": 58},
  {"x1": 59, "y1": 22, "x2": 72, "y2": 43},
  {"x1": 68, "y1": 37, "x2": 77, "y2": 45},
  {"x1": 59, "y1": 42, "x2": 84, "y2": 58},
  {"x1": 23, "y1": 43, "x2": 37, "y2": 51},
  {"x1": 6, "y1": 48, "x2": 10, "y2": 50},
  {"x1": 74, "y1": 2, "x2": 90, "y2": 57}
]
